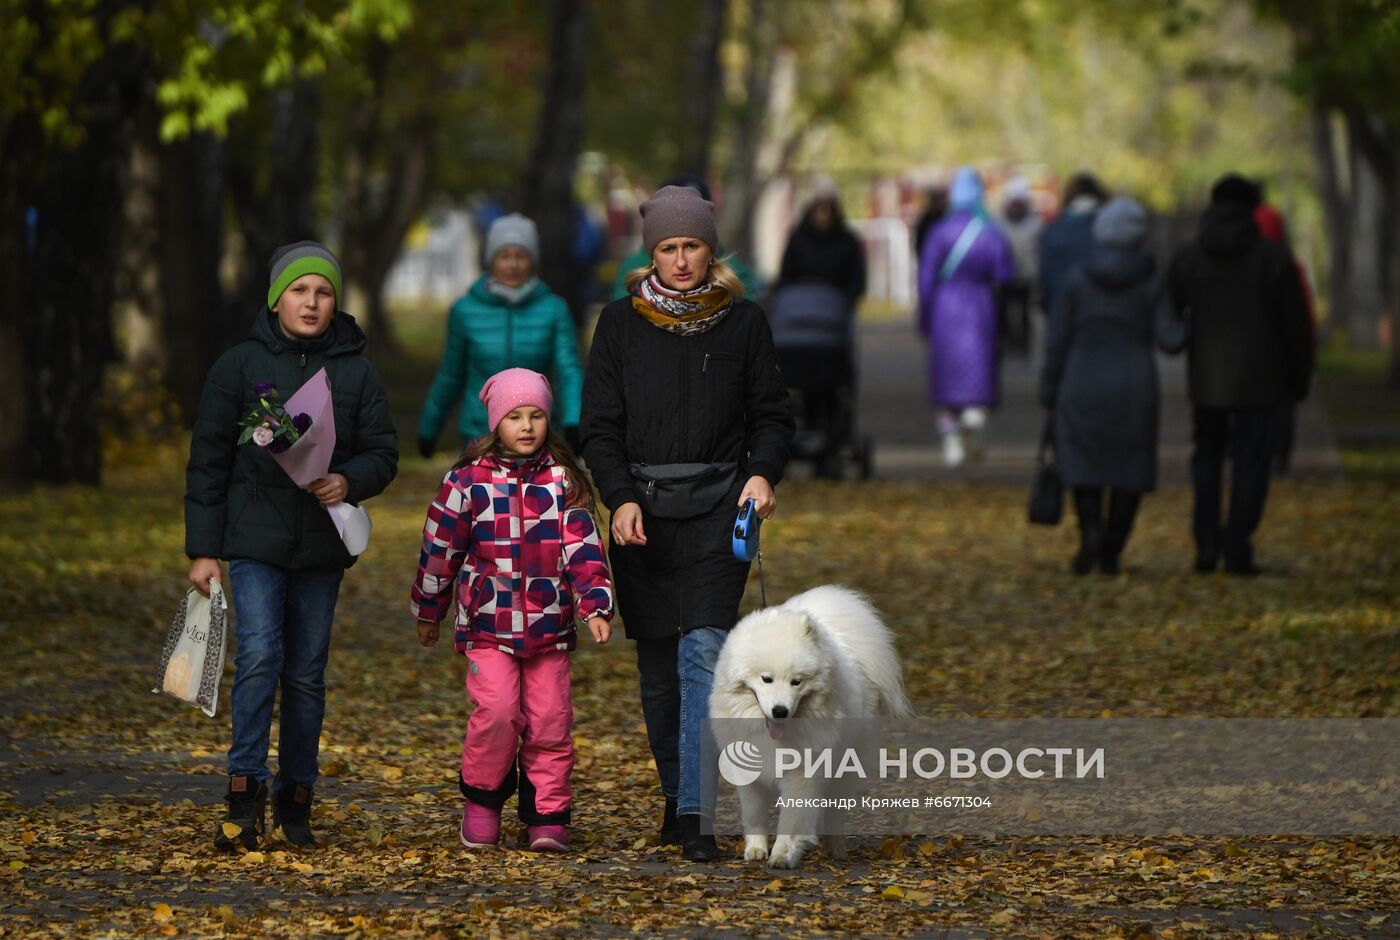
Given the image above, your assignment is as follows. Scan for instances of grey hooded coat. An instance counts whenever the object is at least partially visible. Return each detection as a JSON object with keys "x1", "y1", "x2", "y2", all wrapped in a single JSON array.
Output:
[{"x1": 1039, "y1": 199, "x2": 1188, "y2": 492}]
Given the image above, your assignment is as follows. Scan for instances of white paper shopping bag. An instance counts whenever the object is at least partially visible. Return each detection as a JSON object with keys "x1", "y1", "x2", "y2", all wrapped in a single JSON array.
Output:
[{"x1": 152, "y1": 578, "x2": 229, "y2": 717}]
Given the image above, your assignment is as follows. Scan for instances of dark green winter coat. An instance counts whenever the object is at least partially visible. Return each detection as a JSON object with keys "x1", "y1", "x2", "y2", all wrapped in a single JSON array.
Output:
[{"x1": 185, "y1": 309, "x2": 399, "y2": 570}]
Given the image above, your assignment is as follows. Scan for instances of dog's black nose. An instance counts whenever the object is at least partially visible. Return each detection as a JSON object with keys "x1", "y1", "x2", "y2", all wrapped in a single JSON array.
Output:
[{"x1": 771, "y1": 705, "x2": 788, "y2": 720}]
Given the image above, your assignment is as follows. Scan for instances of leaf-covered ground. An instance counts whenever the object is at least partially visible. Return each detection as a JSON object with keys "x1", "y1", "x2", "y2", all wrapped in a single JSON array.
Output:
[{"x1": 1, "y1": 448, "x2": 1397, "y2": 937}]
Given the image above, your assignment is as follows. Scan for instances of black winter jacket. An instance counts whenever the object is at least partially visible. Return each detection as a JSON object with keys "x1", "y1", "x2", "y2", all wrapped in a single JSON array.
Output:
[
  {"x1": 778, "y1": 223, "x2": 867, "y2": 302},
  {"x1": 580, "y1": 297, "x2": 793, "y2": 638},
  {"x1": 1167, "y1": 204, "x2": 1314, "y2": 408},
  {"x1": 185, "y1": 309, "x2": 399, "y2": 570}
]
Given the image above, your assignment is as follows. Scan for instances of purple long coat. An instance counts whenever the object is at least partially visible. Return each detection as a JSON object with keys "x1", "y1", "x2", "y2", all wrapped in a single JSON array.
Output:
[{"x1": 918, "y1": 211, "x2": 1015, "y2": 408}]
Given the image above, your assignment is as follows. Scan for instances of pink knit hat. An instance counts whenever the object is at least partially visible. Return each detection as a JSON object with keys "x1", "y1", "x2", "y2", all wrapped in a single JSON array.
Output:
[{"x1": 479, "y1": 368, "x2": 554, "y2": 432}]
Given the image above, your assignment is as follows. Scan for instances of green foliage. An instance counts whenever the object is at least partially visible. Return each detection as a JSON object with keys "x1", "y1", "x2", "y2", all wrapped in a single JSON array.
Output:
[
  {"x1": 1256, "y1": 0, "x2": 1400, "y2": 118},
  {"x1": 817, "y1": 0, "x2": 1306, "y2": 206}
]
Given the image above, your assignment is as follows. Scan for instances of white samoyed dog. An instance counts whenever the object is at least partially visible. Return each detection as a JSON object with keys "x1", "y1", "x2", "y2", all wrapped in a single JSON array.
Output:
[{"x1": 709, "y1": 585, "x2": 915, "y2": 869}]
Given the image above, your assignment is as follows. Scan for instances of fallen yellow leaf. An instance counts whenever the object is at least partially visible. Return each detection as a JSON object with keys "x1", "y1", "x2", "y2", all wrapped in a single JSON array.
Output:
[
  {"x1": 292, "y1": 862, "x2": 314, "y2": 875},
  {"x1": 989, "y1": 908, "x2": 1017, "y2": 925},
  {"x1": 152, "y1": 903, "x2": 174, "y2": 922},
  {"x1": 221, "y1": 822, "x2": 243, "y2": 839},
  {"x1": 881, "y1": 885, "x2": 905, "y2": 900},
  {"x1": 239, "y1": 851, "x2": 265, "y2": 865}
]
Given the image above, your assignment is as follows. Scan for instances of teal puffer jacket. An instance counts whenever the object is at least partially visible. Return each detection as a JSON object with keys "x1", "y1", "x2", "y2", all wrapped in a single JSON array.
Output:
[
  {"x1": 417, "y1": 276, "x2": 584, "y2": 443},
  {"x1": 184, "y1": 309, "x2": 399, "y2": 570}
]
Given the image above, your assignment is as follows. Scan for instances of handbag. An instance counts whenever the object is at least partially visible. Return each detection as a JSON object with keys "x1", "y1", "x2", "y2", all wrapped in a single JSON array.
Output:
[
  {"x1": 1028, "y1": 418, "x2": 1063, "y2": 526},
  {"x1": 629, "y1": 462, "x2": 738, "y2": 520},
  {"x1": 152, "y1": 578, "x2": 230, "y2": 717}
]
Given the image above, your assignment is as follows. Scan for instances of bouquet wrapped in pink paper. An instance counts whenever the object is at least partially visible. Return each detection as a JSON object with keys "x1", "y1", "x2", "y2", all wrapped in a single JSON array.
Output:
[{"x1": 238, "y1": 368, "x2": 372, "y2": 555}]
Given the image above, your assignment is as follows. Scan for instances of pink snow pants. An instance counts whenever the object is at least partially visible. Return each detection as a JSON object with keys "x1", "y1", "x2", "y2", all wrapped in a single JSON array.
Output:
[{"x1": 460, "y1": 647, "x2": 574, "y2": 815}]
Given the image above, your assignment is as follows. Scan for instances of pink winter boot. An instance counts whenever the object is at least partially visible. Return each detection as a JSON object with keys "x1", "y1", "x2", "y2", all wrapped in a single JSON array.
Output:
[
  {"x1": 526, "y1": 825, "x2": 570, "y2": 852},
  {"x1": 460, "y1": 801, "x2": 501, "y2": 849}
]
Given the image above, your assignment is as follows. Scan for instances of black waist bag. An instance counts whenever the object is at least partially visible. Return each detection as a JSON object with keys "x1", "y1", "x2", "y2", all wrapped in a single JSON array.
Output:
[{"x1": 629, "y1": 462, "x2": 738, "y2": 520}]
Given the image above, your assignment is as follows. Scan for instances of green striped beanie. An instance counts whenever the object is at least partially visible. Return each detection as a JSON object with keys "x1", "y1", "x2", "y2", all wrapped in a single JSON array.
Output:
[{"x1": 267, "y1": 241, "x2": 343, "y2": 309}]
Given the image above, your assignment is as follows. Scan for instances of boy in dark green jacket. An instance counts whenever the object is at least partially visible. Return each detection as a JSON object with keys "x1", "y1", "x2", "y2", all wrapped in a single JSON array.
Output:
[{"x1": 185, "y1": 241, "x2": 399, "y2": 851}]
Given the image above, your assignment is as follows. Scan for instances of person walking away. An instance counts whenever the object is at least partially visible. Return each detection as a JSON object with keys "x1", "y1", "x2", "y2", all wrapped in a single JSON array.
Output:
[
  {"x1": 410, "y1": 368, "x2": 614, "y2": 852},
  {"x1": 418, "y1": 214, "x2": 585, "y2": 457},
  {"x1": 1038, "y1": 173, "x2": 1109, "y2": 319},
  {"x1": 912, "y1": 183, "x2": 949, "y2": 261},
  {"x1": 1039, "y1": 198, "x2": 1187, "y2": 574},
  {"x1": 918, "y1": 166, "x2": 1015, "y2": 466},
  {"x1": 1253, "y1": 198, "x2": 1317, "y2": 475},
  {"x1": 1167, "y1": 174, "x2": 1314, "y2": 575},
  {"x1": 186, "y1": 241, "x2": 400, "y2": 851},
  {"x1": 772, "y1": 177, "x2": 868, "y2": 477},
  {"x1": 997, "y1": 176, "x2": 1043, "y2": 359},
  {"x1": 581, "y1": 185, "x2": 794, "y2": 861}
]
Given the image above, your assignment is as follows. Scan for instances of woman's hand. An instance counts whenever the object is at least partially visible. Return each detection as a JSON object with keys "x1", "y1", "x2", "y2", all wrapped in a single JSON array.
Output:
[
  {"x1": 610, "y1": 501, "x2": 647, "y2": 546},
  {"x1": 739, "y1": 475, "x2": 776, "y2": 520},
  {"x1": 417, "y1": 621, "x2": 439, "y2": 648},
  {"x1": 187, "y1": 557, "x2": 223, "y2": 597},
  {"x1": 587, "y1": 616, "x2": 611, "y2": 645},
  {"x1": 309, "y1": 473, "x2": 349, "y2": 504}
]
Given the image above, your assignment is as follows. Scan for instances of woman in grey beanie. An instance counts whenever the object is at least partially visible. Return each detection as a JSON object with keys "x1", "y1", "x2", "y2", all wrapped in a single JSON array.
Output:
[
  {"x1": 1039, "y1": 196, "x2": 1188, "y2": 574},
  {"x1": 580, "y1": 185, "x2": 794, "y2": 861}
]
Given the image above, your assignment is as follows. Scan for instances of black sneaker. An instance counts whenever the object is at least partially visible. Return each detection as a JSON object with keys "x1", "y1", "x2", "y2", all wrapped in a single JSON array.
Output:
[
  {"x1": 214, "y1": 776, "x2": 266, "y2": 852},
  {"x1": 680, "y1": 813, "x2": 721, "y2": 862},
  {"x1": 273, "y1": 783, "x2": 316, "y2": 847},
  {"x1": 659, "y1": 797, "x2": 682, "y2": 847}
]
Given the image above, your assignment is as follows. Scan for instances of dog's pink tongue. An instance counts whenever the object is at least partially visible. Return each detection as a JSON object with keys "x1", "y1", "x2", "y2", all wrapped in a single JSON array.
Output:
[{"x1": 766, "y1": 719, "x2": 785, "y2": 741}]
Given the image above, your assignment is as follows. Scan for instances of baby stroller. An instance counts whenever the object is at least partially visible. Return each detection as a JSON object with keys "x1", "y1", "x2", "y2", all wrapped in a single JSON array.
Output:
[{"x1": 767, "y1": 283, "x2": 874, "y2": 480}]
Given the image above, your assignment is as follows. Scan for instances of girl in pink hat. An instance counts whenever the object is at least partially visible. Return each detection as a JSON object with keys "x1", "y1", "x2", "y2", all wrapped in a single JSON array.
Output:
[{"x1": 409, "y1": 367, "x2": 614, "y2": 852}]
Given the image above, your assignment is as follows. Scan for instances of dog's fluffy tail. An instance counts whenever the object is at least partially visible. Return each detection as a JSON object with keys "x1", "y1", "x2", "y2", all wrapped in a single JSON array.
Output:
[{"x1": 790, "y1": 584, "x2": 917, "y2": 720}]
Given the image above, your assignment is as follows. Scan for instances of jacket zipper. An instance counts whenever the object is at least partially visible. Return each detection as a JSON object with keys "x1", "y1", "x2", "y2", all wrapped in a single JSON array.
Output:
[
  {"x1": 511, "y1": 464, "x2": 525, "y2": 640},
  {"x1": 677, "y1": 341, "x2": 689, "y2": 633}
]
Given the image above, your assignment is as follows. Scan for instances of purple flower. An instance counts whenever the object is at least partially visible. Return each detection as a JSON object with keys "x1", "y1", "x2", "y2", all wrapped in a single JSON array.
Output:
[
  {"x1": 252, "y1": 427, "x2": 275, "y2": 448},
  {"x1": 255, "y1": 382, "x2": 275, "y2": 397},
  {"x1": 267, "y1": 436, "x2": 292, "y2": 454},
  {"x1": 291, "y1": 412, "x2": 312, "y2": 434}
]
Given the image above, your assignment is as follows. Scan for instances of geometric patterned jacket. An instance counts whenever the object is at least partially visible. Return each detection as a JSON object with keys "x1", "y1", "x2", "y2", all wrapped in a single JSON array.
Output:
[{"x1": 409, "y1": 450, "x2": 614, "y2": 657}]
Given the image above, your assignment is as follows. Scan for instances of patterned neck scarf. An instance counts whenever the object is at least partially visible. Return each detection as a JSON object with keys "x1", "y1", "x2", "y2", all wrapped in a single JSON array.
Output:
[{"x1": 632, "y1": 274, "x2": 733, "y2": 336}]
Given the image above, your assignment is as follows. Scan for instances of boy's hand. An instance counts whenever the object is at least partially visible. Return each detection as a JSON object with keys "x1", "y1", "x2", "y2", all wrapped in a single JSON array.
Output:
[
  {"x1": 587, "y1": 616, "x2": 611, "y2": 645},
  {"x1": 309, "y1": 473, "x2": 349, "y2": 504},
  {"x1": 188, "y1": 557, "x2": 222, "y2": 597},
  {"x1": 417, "y1": 620, "x2": 439, "y2": 647}
]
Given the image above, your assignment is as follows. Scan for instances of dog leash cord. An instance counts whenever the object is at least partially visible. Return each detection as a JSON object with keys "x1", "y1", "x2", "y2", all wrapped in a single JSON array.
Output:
[{"x1": 757, "y1": 549, "x2": 767, "y2": 609}]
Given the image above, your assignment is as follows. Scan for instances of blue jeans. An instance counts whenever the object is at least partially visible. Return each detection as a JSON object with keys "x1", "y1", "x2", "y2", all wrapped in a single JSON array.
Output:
[
  {"x1": 635, "y1": 627, "x2": 729, "y2": 817},
  {"x1": 677, "y1": 627, "x2": 727, "y2": 817},
  {"x1": 227, "y1": 559, "x2": 343, "y2": 790}
]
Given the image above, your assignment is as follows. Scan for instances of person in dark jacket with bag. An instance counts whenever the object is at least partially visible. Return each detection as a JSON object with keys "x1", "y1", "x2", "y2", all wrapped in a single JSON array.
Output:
[
  {"x1": 581, "y1": 185, "x2": 794, "y2": 861},
  {"x1": 1167, "y1": 174, "x2": 1313, "y2": 575},
  {"x1": 1040, "y1": 197, "x2": 1188, "y2": 574},
  {"x1": 185, "y1": 241, "x2": 399, "y2": 851},
  {"x1": 777, "y1": 177, "x2": 867, "y2": 304}
]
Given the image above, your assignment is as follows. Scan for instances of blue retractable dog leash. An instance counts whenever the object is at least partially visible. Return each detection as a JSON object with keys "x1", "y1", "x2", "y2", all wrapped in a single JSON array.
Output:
[{"x1": 732, "y1": 498, "x2": 767, "y2": 608}]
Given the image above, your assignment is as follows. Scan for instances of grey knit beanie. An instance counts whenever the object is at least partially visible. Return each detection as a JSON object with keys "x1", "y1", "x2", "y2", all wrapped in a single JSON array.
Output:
[
  {"x1": 485, "y1": 213, "x2": 539, "y2": 265},
  {"x1": 268, "y1": 241, "x2": 342, "y2": 309},
  {"x1": 1092, "y1": 196, "x2": 1149, "y2": 248},
  {"x1": 640, "y1": 185, "x2": 718, "y2": 255}
]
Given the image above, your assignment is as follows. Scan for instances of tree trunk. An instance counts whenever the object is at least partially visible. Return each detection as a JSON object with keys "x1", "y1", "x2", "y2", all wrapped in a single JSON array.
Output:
[
  {"x1": 677, "y1": 0, "x2": 727, "y2": 180},
  {"x1": 0, "y1": 113, "x2": 39, "y2": 491},
  {"x1": 1344, "y1": 109, "x2": 1395, "y2": 351},
  {"x1": 718, "y1": 0, "x2": 775, "y2": 257},
  {"x1": 340, "y1": 37, "x2": 436, "y2": 356},
  {"x1": 159, "y1": 131, "x2": 227, "y2": 421},
  {"x1": 521, "y1": 0, "x2": 588, "y2": 321},
  {"x1": 26, "y1": 39, "x2": 145, "y2": 484},
  {"x1": 1311, "y1": 107, "x2": 1350, "y2": 346},
  {"x1": 224, "y1": 79, "x2": 322, "y2": 340}
]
